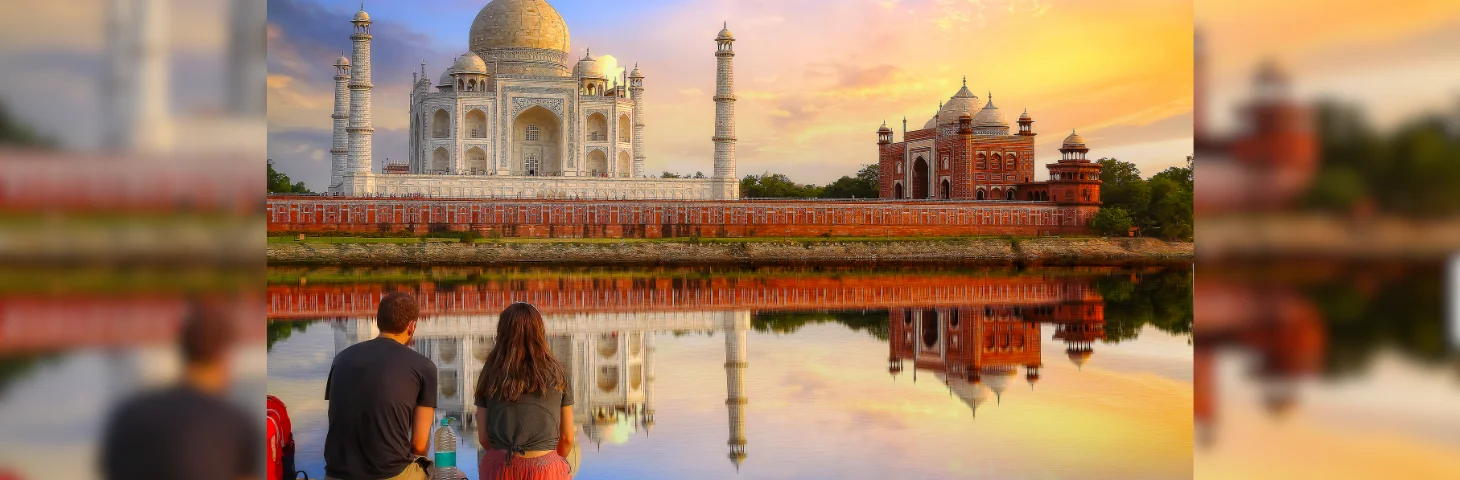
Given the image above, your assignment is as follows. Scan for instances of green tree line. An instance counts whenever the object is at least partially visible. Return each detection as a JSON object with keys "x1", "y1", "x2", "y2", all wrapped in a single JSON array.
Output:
[
  {"x1": 268, "y1": 159, "x2": 314, "y2": 194},
  {"x1": 739, "y1": 164, "x2": 880, "y2": 199},
  {"x1": 1304, "y1": 100, "x2": 1460, "y2": 216},
  {"x1": 1090, "y1": 156, "x2": 1194, "y2": 241}
]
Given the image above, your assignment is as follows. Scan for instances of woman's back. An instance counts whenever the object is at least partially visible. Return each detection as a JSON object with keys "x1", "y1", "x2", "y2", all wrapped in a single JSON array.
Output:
[{"x1": 473, "y1": 303, "x2": 576, "y2": 479}]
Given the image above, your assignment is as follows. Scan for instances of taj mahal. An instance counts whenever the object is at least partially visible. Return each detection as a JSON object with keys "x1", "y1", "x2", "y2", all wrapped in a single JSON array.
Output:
[{"x1": 327, "y1": 0, "x2": 740, "y2": 200}]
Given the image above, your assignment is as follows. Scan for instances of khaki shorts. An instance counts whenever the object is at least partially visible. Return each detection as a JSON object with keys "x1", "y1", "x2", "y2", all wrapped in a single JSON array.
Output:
[{"x1": 325, "y1": 459, "x2": 429, "y2": 480}]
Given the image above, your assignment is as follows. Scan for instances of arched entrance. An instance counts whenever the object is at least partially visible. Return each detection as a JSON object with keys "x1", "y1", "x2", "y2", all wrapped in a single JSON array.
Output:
[
  {"x1": 976, "y1": 189, "x2": 985, "y2": 200},
  {"x1": 940, "y1": 179, "x2": 951, "y2": 199},
  {"x1": 512, "y1": 106, "x2": 561, "y2": 176},
  {"x1": 431, "y1": 147, "x2": 449, "y2": 173},
  {"x1": 894, "y1": 183, "x2": 904, "y2": 199},
  {"x1": 921, "y1": 310, "x2": 939, "y2": 349},
  {"x1": 465, "y1": 109, "x2": 486, "y2": 138},
  {"x1": 912, "y1": 157, "x2": 929, "y2": 199},
  {"x1": 617, "y1": 151, "x2": 631, "y2": 178},
  {"x1": 586, "y1": 150, "x2": 608, "y2": 176},
  {"x1": 432, "y1": 109, "x2": 450, "y2": 138},
  {"x1": 618, "y1": 115, "x2": 631, "y2": 142},
  {"x1": 464, "y1": 147, "x2": 487, "y2": 174},
  {"x1": 1006, "y1": 190, "x2": 1015, "y2": 201},
  {"x1": 587, "y1": 113, "x2": 607, "y2": 141}
]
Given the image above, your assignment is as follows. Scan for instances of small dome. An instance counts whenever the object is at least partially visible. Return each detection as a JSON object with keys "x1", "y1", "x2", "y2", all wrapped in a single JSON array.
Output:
[
  {"x1": 575, "y1": 49, "x2": 604, "y2": 78},
  {"x1": 717, "y1": 22, "x2": 734, "y2": 40},
  {"x1": 973, "y1": 94, "x2": 1008, "y2": 127},
  {"x1": 878, "y1": 120, "x2": 891, "y2": 133},
  {"x1": 1062, "y1": 130, "x2": 1087, "y2": 149},
  {"x1": 335, "y1": 55, "x2": 351, "y2": 67},
  {"x1": 453, "y1": 52, "x2": 488, "y2": 74},
  {"x1": 438, "y1": 67, "x2": 456, "y2": 87},
  {"x1": 352, "y1": 8, "x2": 370, "y2": 23},
  {"x1": 1067, "y1": 348, "x2": 1093, "y2": 367},
  {"x1": 1019, "y1": 109, "x2": 1031, "y2": 121},
  {"x1": 629, "y1": 64, "x2": 644, "y2": 78}
]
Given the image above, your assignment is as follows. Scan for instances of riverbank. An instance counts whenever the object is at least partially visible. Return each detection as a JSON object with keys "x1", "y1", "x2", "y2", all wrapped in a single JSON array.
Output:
[{"x1": 266, "y1": 236, "x2": 1193, "y2": 266}]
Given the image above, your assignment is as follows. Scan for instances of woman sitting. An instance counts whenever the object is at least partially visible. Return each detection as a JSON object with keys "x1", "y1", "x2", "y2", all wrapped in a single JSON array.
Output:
[{"x1": 474, "y1": 302, "x2": 576, "y2": 480}]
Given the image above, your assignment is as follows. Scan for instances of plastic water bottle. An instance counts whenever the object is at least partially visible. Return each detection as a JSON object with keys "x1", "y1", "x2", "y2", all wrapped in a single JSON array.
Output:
[{"x1": 432, "y1": 417, "x2": 461, "y2": 480}]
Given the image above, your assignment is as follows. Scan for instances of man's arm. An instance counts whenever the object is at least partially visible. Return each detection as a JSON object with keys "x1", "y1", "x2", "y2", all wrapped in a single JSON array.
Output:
[{"x1": 411, "y1": 405, "x2": 434, "y2": 457}]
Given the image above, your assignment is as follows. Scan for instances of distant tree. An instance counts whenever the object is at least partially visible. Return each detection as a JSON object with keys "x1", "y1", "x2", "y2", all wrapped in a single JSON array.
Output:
[
  {"x1": 1089, "y1": 207, "x2": 1133, "y2": 237},
  {"x1": 820, "y1": 164, "x2": 880, "y2": 198},
  {"x1": 268, "y1": 159, "x2": 314, "y2": 194},
  {"x1": 1097, "y1": 158, "x2": 1151, "y2": 218},
  {"x1": 693, "y1": 171, "x2": 706, "y2": 179},
  {"x1": 660, "y1": 171, "x2": 682, "y2": 178},
  {"x1": 740, "y1": 173, "x2": 822, "y2": 198},
  {"x1": 0, "y1": 101, "x2": 53, "y2": 147}
]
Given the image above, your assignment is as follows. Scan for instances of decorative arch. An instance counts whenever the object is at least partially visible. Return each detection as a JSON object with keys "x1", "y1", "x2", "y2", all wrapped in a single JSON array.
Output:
[
  {"x1": 465, "y1": 109, "x2": 487, "y2": 139},
  {"x1": 893, "y1": 182, "x2": 904, "y2": 199},
  {"x1": 991, "y1": 187, "x2": 1003, "y2": 200},
  {"x1": 432, "y1": 109, "x2": 450, "y2": 138},
  {"x1": 940, "y1": 179, "x2": 951, "y2": 200},
  {"x1": 921, "y1": 309, "x2": 940, "y2": 349},
  {"x1": 617, "y1": 151, "x2": 631, "y2": 178},
  {"x1": 1006, "y1": 189, "x2": 1015, "y2": 201},
  {"x1": 1005, "y1": 153, "x2": 1016, "y2": 170},
  {"x1": 431, "y1": 147, "x2": 449, "y2": 173},
  {"x1": 618, "y1": 114, "x2": 631, "y2": 142},
  {"x1": 912, "y1": 157, "x2": 929, "y2": 199},
  {"x1": 977, "y1": 152, "x2": 987, "y2": 169},
  {"x1": 976, "y1": 188, "x2": 985, "y2": 200},
  {"x1": 586, "y1": 112, "x2": 608, "y2": 141},
  {"x1": 991, "y1": 153, "x2": 1002, "y2": 171},
  {"x1": 464, "y1": 146, "x2": 487, "y2": 174},
  {"x1": 586, "y1": 150, "x2": 608, "y2": 176}
]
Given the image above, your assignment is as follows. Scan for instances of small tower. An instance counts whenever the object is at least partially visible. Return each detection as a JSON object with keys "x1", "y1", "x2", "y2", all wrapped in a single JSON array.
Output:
[
  {"x1": 451, "y1": 52, "x2": 488, "y2": 92},
  {"x1": 629, "y1": 64, "x2": 646, "y2": 177},
  {"x1": 1046, "y1": 130, "x2": 1103, "y2": 205},
  {"x1": 329, "y1": 54, "x2": 351, "y2": 192},
  {"x1": 958, "y1": 112, "x2": 974, "y2": 136},
  {"x1": 877, "y1": 121, "x2": 892, "y2": 145},
  {"x1": 1017, "y1": 109, "x2": 1034, "y2": 136},
  {"x1": 712, "y1": 22, "x2": 738, "y2": 198},
  {"x1": 345, "y1": 4, "x2": 376, "y2": 191}
]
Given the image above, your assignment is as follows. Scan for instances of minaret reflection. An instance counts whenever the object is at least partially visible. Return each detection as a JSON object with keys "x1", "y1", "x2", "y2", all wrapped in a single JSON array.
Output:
[
  {"x1": 724, "y1": 312, "x2": 750, "y2": 470},
  {"x1": 887, "y1": 299, "x2": 1105, "y2": 418}
]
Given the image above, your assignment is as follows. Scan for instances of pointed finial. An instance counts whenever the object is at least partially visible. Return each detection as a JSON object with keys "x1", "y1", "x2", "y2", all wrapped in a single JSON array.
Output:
[
  {"x1": 725, "y1": 21, "x2": 728, "y2": 28},
  {"x1": 963, "y1": 76, "x2": 967, "y2": 87},
  {"x1": 359, "y1": 1, "x2": 364, "y2": 11}
]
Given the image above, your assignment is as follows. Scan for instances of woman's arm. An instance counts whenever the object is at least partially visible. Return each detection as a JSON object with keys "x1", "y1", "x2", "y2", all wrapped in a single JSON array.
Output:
[
  {"x1": 556, "y1": 406, "x2": 575, "y2": 458},
  {"x1": 476, "y1": 406, "x2": 490, "y2": 451}
]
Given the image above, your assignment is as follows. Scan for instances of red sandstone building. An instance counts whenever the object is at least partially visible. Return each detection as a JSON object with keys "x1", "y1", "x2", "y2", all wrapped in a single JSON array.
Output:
[{"x1": 877, "y1": 81, "x2": 1102, "y2": 207}]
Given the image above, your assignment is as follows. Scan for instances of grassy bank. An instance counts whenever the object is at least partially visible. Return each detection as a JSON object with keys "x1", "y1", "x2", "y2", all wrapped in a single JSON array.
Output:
[{"x1": 266, "y1": 236, "x2": 1193, "y2": 266}]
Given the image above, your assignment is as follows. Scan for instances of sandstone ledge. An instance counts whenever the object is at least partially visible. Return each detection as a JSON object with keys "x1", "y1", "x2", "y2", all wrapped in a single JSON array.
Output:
[{"x1": 267, "y1": 237, "x2": 1193, "y2": 266}]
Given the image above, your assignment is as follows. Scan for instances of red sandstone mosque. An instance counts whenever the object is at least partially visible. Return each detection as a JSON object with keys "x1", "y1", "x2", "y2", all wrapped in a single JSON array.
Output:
[{"x1": 877, "y1": 80, "x2": 1103, "y2": 206}]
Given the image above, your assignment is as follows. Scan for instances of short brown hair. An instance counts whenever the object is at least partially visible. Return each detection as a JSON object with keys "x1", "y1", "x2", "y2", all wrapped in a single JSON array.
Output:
[
  {"x1": 181, "y1": 299, "x2": 235, "y2": 364},
  {"x1": 376, "y1": 292, "x2": 419, "y2": 334}
]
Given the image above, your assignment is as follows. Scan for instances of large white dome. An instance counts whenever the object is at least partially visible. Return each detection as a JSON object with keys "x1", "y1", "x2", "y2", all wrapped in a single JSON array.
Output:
[
  {"x1": 469, "y1": 0, "x2": 571, "y2": 76},
  {"x1": 923, "y1": 84, "x2": 981, "y2": 130}
]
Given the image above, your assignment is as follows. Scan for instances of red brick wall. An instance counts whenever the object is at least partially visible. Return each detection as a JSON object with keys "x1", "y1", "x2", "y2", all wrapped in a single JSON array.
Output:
[
  {"x1": 267, "y1": 197, "x2": 1098, "y2": 237},
  {"x1": 880, "y1": 129, "x2": 1041, "y2": 201}
]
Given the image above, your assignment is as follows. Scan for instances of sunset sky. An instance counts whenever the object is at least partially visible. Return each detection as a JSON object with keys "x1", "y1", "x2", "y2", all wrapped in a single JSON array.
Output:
[{"x1": 265, "y1": 0, "x2": 1195, "y2": 190}]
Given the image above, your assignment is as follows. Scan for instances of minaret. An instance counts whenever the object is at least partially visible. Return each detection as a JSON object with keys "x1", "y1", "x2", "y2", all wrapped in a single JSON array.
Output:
[
  {"x1": 104, "y1": 0, "x2": 171, "y2": 152},
  {"x1": 227, "y1": 0, "x2": 265, "y2": 117},
  {"x1": 345, "y1": 5, "x2": 375, "y2": 190},
  {"x1": 724, "y1": 311, "x2": 750, "y2": 470},
  {"x1": 712, "y1": 23, "x2": 738, "y2": 197},
  {"x1": 629, "y1": 64, "x2": 646, "y2": 178},
  {"x1": 641, "y1": 330, "x2": 656, "y2": 433},
  {"x1": 329, "y1": 54, "x2": 351, "y2": 192}
]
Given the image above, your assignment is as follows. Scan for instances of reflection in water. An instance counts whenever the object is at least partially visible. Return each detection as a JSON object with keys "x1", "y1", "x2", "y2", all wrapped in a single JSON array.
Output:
[{"x1": 268, "y1": 265, "x2": 1193, "y2": 479}]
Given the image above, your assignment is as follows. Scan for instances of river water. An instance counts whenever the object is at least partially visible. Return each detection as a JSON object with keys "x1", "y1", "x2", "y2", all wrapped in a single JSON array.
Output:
[{"x1": 265, "y1": 265, "x2": 1194, "y2": 479}]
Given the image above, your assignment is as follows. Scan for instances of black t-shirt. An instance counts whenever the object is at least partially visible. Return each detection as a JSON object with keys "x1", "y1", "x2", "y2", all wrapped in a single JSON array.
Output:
[
  {"x1": 324, "y1": 337, "x2": 438, "y2": 479},
  {"x1": 100, "y1": 384, "x2": 261, "y2": 480},
  {"x1": 475, "y1": 382, "x2": 574, "y2": 453}
]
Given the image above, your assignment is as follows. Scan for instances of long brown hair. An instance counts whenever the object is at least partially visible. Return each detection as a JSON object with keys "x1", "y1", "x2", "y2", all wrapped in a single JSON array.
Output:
[{"x1": 474, "y1": 302, "x2": 566, "y2": 403}]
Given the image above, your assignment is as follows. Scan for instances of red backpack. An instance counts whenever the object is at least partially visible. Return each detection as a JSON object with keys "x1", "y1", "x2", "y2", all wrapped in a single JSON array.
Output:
[{"x1": 266, "y1": 395, "x2": 304, "y2": 480}]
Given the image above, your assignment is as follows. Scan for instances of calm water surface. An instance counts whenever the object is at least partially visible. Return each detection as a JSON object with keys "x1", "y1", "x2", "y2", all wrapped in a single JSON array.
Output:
[{"x1": 266, "y1": 265, "x2": 1194, "y2": 479}]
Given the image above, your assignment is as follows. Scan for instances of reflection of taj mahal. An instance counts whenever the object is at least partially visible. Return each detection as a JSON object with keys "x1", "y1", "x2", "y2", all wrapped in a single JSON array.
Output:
[
  {"x1": 331, "y1": 310, "x2": 751, "y2": 469},
  {"x1": 326, "y1": 0, "x2": 739, "y2": 200}
]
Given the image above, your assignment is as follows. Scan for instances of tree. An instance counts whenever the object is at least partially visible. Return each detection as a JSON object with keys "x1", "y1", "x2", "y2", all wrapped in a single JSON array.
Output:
[
  {"x1": 820, "y1": 164, "x2": 880, "y2": 198},
  {"x1": 740, "y1": 173, "x2": 823, "y2": 198},
  {"x1": 660, "y1": 171, "x2": 683, "y2": 178},
  {"x1": 1097, "y1": 158, "x2": 1151, "y2": 219},
  {"x1": 0, "y1": 101, "x2": 53, "y2": 147},
  {"x1": 268, "y1": 159, "x2": 314, "y2": 194},
  {"x1": 1090, "y1": 207, "x2": 1133, "y2": 237}
]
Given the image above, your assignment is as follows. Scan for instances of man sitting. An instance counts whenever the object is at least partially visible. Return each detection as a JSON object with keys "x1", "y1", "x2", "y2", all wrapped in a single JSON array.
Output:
[{"x1": 324, "y1": 292, "x2": 437, "y2": 480}]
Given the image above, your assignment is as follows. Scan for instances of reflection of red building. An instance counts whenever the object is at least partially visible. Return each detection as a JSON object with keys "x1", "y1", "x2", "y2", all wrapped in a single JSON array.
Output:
[
  {"x1": 1194, "y1": 32, "x2": 1319, "y2": 214},
  {"x1": 1193, "y1": 280, "x2": 1327, "y2": 445},
  {"x1": 886, "y1": 298, "x2": 1105, "y2": 417}
]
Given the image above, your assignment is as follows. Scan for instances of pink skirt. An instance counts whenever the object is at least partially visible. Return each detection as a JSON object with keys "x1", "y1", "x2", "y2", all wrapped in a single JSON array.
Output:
[{"x1": 478, "y1": 450, "x2": 572, "y2": 480}]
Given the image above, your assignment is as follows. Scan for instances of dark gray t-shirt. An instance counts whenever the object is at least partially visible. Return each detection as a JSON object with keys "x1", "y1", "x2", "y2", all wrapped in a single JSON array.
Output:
[
  {"x1": 101, "y1": 385, "x2": 261, "y2": 480},
  {"x1": 475, "y1": 382, "x2": 574, "y2": 453},
  {"x1": 324, "y1": 337, "x2": 438, "y2": 479}
]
